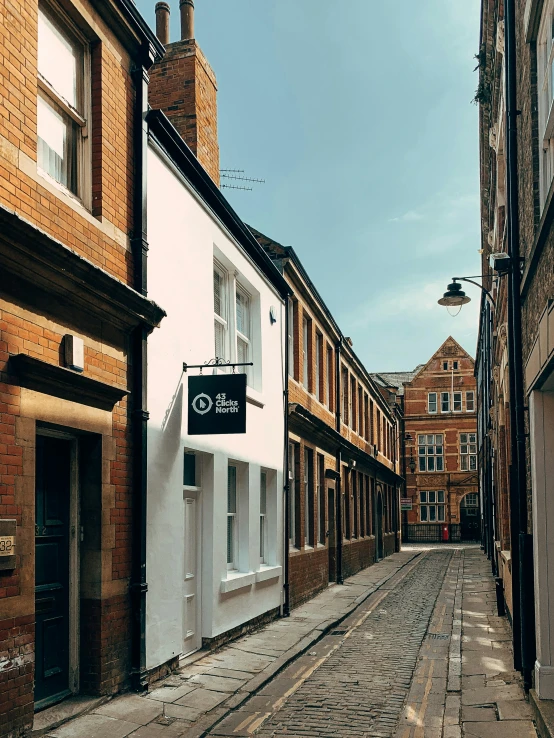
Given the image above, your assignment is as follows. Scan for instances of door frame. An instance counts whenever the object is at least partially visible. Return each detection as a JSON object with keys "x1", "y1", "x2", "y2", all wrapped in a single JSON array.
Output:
[
  {"x1": 182, "y1": 453, "x2": 203, "y2": 657},
  {"x1": 36, "y1": 427, "x2": 80, "y2": 698}
]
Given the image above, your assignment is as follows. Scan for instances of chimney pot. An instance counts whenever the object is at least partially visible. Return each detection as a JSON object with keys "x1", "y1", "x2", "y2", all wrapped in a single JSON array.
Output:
[
  {"x1": 179, "y1": 0, "x2": 194, "y2": 40},
  {"x1": 155, "y1": 2, "x2": 170, "y2": 45}
]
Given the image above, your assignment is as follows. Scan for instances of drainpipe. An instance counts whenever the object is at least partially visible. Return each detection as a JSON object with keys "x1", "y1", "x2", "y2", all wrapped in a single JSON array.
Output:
[
  {"x1": 505, "y1": 0, "x2": 535, "y2": 687},
  {"x1": 283, "y1": 299, "x2": 290, "y2": 617},
  {"x1": 335, "y1": 338, "x2": 343, "y2": 584},
  {"x1": 130, "y1": 54, "x2": 154, "y2": 691}
]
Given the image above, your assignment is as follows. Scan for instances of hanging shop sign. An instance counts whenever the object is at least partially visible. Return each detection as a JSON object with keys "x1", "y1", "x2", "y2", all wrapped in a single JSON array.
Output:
[
  {"x1": 188, "y1": 373, "x2": 247, "y2": 435},
  {"x1": 400, "y1": 498, "x2": 413, "y2": 511}
]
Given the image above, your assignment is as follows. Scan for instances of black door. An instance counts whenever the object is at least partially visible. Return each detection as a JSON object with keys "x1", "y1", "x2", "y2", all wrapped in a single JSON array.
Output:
[
  {"x1": 327, "y1": 489, "x2": 336, "y2": 582},
  {"x1": 35, "y1": 435, "x2": 71, "y2": 710},
  {"x1": 460, "y1": 506, "x2": 480, "y2": 542}
]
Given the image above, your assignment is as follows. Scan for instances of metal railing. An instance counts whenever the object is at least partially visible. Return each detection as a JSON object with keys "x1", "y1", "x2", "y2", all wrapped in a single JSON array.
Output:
[{"x1": 401, "y1": 523, "x2": 479, "y2": 543}]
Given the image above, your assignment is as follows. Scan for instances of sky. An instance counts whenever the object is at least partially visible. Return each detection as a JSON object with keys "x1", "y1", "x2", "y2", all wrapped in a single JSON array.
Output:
[{"x1": 136, "y1": 0, "x2": 482, "y2": 372}]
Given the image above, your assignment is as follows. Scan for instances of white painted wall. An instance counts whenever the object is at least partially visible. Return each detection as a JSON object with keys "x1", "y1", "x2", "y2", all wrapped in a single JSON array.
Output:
[{"x1": 145, "y1": 143, "x2": 285, "y2": 671}]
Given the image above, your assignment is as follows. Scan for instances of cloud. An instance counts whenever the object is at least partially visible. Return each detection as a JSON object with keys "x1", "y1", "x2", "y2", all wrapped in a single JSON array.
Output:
[{"x1": 388, "y1": 209, "x2": 424, "y2": 223}]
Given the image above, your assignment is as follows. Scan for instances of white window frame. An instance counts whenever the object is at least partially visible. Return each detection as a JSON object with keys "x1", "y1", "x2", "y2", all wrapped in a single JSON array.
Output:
[
  {"x1": 453, "y1": 392, "x2": 463, "y2": 412},
  {"x1": 418, "y1": 434, "x2": 444, "y2": 472},
  {"x1": 235, "y1": 282, "x2": 252, "y2": 383},
  {"x1": 214, "y1": 261, "x2": 229, "y2": 361},
  {"x1": 538, "y1": 4, "x2": 554, "y2": 209},
  {"x1": 460, "y1": 433, "x2": 477, "y2": 472},
  {"x1": 302, "y1": 315, "x2": 309, "y2": 388},
  {"x1": 428, "y1": 392, "x2": 437, "y2": 414},
  {"x1": 227, "y1": 465, "x2": 238, "y2": 570},
  {"x1": 37, "y1": 2, "x2": 90, "y2": 204},
  {"x1": 441, "y1": 392, "x2": 450, "y2": 413},
  {"x1": 466, "y1": 391, "x2": 475, "y2": 412},
  {"x1": 315, "y1": 333, "x2": 322, "y2": 402},
  {"x1": 260, "y1": 470, "x2": 267, "y2": 563},
  {"x1": 288, "y1": 299, "x2": 295, "y2": 377},
  {"x1": 420, "y1": 490, "x2": 445, "y2": 522},
  {"x1": 289, "y1": 443, "x2": 296, "y2": 547},
  {"x1": 326, "y1": 346, "x2": 332, "y2": 408}
]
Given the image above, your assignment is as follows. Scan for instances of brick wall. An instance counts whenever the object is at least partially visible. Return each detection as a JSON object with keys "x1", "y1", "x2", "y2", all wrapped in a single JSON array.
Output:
[
  {"x1": 149, "y1": 40, "x2": 220, "y2": 185},
  {"x1": 0, "y1": 615, "x2": 34, "y2": 738}
]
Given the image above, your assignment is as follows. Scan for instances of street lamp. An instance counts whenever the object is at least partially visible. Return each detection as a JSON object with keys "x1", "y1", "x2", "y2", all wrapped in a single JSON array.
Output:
[
  {"x1": 437, "y1": 275, "x2": 495, "y2": 315},
  {"x1": 409, "y1": 455, "x2": 416, "y2": 473}
]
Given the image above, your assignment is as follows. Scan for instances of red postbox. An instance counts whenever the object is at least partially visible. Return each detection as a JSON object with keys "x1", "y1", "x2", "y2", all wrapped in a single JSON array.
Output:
[{"x1": 442, "y1": 525, "x2": 449, "y2": 542}]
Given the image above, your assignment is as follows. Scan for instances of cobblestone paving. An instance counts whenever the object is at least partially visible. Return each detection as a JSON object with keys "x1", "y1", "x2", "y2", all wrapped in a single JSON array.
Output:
[{"x1": 251, "y1": 551, "x2": 452, "y2": 738}]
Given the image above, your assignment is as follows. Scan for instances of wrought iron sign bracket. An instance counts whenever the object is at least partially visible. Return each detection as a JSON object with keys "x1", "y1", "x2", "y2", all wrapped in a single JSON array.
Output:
[{"x1": 183, "y1": 358, "x2": 254, "y2": 374}]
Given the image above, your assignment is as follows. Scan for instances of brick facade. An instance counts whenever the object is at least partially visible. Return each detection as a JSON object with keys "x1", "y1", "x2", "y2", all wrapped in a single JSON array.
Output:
[
  {"x1": 149, "y1": 39, "x2": 220, "y2": 186},
  {"x1": 252, "y1": 228, "x2": 401, "y2": 609},
  {"x1": 0, "y1": 1, "x2": 163, "y2": 734},
  {"x1": 402, "y1": 338, "x2": 479, "y2": 542}
]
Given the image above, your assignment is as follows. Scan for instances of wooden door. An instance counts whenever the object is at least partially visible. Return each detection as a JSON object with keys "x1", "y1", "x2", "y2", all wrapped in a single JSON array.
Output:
[
  {"x1": 35, "y1": 436, "x2": 71, "y2": 710},
  {"x1": 183, "y1": 492, "x2": 201, "y2": 656}
]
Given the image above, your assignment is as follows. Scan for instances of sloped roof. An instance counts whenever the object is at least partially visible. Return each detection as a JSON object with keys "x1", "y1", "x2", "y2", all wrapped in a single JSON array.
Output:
[{"x1": 370, "y1": 367, "x2": 423, "y2": 396}]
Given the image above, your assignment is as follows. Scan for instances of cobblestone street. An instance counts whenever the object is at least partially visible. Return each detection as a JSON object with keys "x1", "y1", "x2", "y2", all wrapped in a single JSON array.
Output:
[{"x1": 38, "y1": 546, "x2": 537, "y2": 738}]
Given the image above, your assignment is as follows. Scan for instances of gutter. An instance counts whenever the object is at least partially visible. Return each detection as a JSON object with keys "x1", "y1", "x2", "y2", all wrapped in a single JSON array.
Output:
[
  {"x1": 130, "y1": 53, "x2": 156, "y2": 691},
  {"x1": 505, "y1": 0, "x2": 536, "y2": 688}
]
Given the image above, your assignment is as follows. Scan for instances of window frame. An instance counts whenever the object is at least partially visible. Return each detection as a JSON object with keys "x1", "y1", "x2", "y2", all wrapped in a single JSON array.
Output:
[
  {"x1": 304, "y1": 447, "x2": 313, "y2": 547},
  {"x1": 213, "y1": 261, "x2": 229, "y2": 361},
  {"x1": 317, "y1": 453, "x2": 325, "y2": 545},
  {"x1": 440, "y1": 392, "x2": 450, "y2": 413},
  {"x1": 460, "y1": 432, "x2": 477, "y2": 472},
  {"x1": 418, "y1": 434, "x2": 444, "y2": 472},
  {"x1": 419, "y1": 490, "x2": 445, "y2": 522},
  {"x1": 287, "y1": 298, "x2": 295, "y2": 377},
  {"x1": 538, "y1": 4, "x2": 554, "y2": 209},
  {"x1": 235, "y1": 281, "x2": 252, "y2": 382},
  {"x1": 227, "y1": 465, "x2": 238, "y2": 570},
  {"x1": 466, "y1": 391, "x2": 475, "y2": 412},
  {"x1": 428, "y1": 392, "x2": 438, "y2": 414},
  {"x1": 453, "y1": 392, "x2": 463, "y2": 412},
  {"x1": 260, "y1": 470, "x2": 267, "y2": 563},
  {"x1": 289, "y1": 442, "x2": 297, "y2": 548},
  {"x1": 37, "y1": 1, "x2": 91, "y2": 204},
  {"x1": 315, "y1": 332, "x2": 323, "y2": 402}
]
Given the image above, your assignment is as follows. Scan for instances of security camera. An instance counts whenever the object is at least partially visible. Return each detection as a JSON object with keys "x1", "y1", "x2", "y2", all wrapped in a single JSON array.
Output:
[{"x1": 489, "y1": 252, "x2": 511, "y2": 273}]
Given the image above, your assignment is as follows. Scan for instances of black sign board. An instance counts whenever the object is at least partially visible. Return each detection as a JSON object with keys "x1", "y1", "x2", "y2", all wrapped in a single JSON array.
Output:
[{"x1": 188, "y1": 374, "x2": 247, "y2": 435}]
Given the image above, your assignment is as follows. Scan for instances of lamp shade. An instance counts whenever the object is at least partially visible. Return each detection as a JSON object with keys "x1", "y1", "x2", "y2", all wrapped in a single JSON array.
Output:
[{"x1": 438, "y1": 282, "x2": 471, "y2": 307}]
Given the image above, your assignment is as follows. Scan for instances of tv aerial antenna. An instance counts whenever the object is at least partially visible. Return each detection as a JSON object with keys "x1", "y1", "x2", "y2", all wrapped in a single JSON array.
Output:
[{"x1": 220, "y1": 169, "x2": 265, "y2": 193}]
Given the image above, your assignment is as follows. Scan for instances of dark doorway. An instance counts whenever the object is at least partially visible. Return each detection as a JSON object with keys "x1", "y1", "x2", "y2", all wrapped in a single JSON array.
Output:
[
  {"x1": 460, "y1": 493, "x2": 480, "y2": 542},
  {"x1": 35, "y1": 435, "x2": 72, "y2": 710},
  {"x1": 327, "y1": 488, "x2": 336, "y2": 582},
  {"x1": 376, "y1": 491, "x2": 384, "y2": 560}
]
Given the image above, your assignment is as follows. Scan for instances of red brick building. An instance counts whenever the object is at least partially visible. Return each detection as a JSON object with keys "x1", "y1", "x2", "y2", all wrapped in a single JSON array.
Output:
[
  {"x1": 252, "y1": 229, "x2": 402, "y2": 609},
  {"x1": 375, "y1": 338, "x2": 479, "y2": 543},
  {"x1": 0, "y1": 1, "x2": 164, "y2": 734}
]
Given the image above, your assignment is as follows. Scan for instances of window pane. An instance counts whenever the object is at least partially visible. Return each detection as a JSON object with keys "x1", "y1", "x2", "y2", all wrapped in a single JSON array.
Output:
[
  {"x1": 470, "y1": 456, "x2": 477, "y2": 470},
  {"x1": 420, "y1": 491, "x2": 427, "y2": 503},
  {"x1": 470, "y1": 445, "x2": 477, "y2": 454},
  {"x1": 436, "y1": 457, "x2": 443, "y2": 471},
  {"x1": 38, "y1": 8, "x2": 81, "y2": 108},
  {"x1": 419, "y1": 457, "x2": 426, "y2": 472},
  {"x1": 214, "y1": 269, "x2": 224, "y2": 317},
  {"x1": 429, "y1": 506, "x2": 436, "y2": 521},
  {"x1": 227, "y1": 517, "x2": 234, "y2": 564},
  {"x1": 461, "y1": 456, "x2": 468, "y2": 471},
  {"x1": 237, "y1": 336, "x2": 249, "y2": 364},
  {"x1": 435, "y1": 435, "x2": 443, "y2": 444},
  {"x1": 236, "y1": 289, "x2": 250, "y2": 337},
  {"x1": 421, "y1": 506, "x2": 428, "y2": 521},
  {"x1": 37, "y1": 93, "x2": 78, "y2": 194},
  {"x1": 460, "y1": 434, "x2": 467, "y2": 444},
  {"x1": 436, "y1": 446, "x2": 443, "y2": 456},
  {"x1": 427, "y1": 435, "x2": 434, "y2": 444},
  {"x1": 215, "y1": 319, "x2": 225, "y2": 358},
  {"x1": 438, "y1": 491, "x2": 444, "y2": 502},
  {"x1": 183, "y1": 453, "x2": 196, "y2": 486},
  {"x1": 260, "y1": 472, "x2": 267, "y2": 514},
  {"x1": 428, "y1": 457, "x2": 435, "y2": 471},
  {"x1": 418, "y1": 435, "x2": 426, "y2": 445},
  {"x1": 428, "y1": 491, "x2": 436, "y2": 503},
  {"x1": 228, "y1": 466, "x2": 237, "y2": 513},
  {"x1": 438, "y1": 506, "x2": 445, "y2": 522}
]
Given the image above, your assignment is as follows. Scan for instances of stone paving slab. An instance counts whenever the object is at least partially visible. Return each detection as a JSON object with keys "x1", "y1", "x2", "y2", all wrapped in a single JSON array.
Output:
[{"x1": 43, "y1": 551, "x2": 418, "y2": 738}]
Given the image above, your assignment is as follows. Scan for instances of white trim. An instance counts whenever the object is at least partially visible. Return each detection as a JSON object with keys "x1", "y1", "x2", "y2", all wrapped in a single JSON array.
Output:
[
  {"x1": 220, "y1": 571, "x2": 255, "y2": 593},
  {"x1": 255, "y1": 565, "x2": 282, "y2": 583}
]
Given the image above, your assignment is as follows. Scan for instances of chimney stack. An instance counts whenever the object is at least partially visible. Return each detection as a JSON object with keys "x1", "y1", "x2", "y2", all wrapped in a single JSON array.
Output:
[
  {"x1": 155, "y1": 2, "x2": 170, "y2": 45},
  {"x1": 180, "y1": 0, "x2": 194, "y2": 40},
  {"x1": 149, "y1": 0, "x2": 220, "y2": 185}
]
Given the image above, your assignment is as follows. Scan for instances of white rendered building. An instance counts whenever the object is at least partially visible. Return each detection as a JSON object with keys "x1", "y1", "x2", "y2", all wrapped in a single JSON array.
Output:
[{"x1": 144, "y1": 111, "x2": 289, "y2": 672}]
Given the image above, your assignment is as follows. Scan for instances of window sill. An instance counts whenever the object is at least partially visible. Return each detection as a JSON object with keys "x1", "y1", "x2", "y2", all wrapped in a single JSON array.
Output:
[
  {"x1": 255, "y1": 565, "x2": 282, "y2": 583},
  {"x1": 220, "y1": 571, "x2": 255, "y2": 594},
  {"x1": 246, "y1": 387, "x2": 264, "y2": 409}
]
